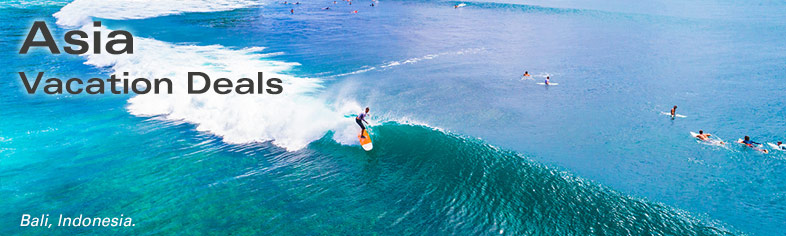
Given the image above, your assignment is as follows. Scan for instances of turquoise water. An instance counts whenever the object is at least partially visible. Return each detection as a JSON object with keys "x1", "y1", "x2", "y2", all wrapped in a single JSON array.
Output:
[{"x1": 2, "y1": 0, "x2": 786, "y2": 235}]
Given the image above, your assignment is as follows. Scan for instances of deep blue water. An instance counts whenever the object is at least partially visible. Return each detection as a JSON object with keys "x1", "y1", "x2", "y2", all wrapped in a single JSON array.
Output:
[{"x1": 2, "y1": 0, "x2": 786, "y2": 235}]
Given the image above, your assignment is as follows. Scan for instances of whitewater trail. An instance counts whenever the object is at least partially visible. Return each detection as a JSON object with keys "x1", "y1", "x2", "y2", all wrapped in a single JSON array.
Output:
[
  {"x1": 54, "y1": 0, "x2": 363, "y2": 151},
  {"x1": 327, "y1": 48, "x2": 485, "y2": 78}
]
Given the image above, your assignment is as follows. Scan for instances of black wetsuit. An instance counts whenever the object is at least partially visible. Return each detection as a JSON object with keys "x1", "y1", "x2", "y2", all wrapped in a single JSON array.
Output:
[{"x1": 356, "y1": 113, "x2": 367, "y2": 130}]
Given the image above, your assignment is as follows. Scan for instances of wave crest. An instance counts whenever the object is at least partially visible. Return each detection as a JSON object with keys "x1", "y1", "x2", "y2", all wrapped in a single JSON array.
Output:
[
  {"x1": 54, "y1": 0, "x2": 260, "y2": 27},
  {"x1": 68, "y1": 23, "x2": 361, "y2": 150}
]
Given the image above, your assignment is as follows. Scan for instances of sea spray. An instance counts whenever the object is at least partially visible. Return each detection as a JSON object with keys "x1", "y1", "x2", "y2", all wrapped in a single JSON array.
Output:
[{"x1": 52, "y1": 0, "x2": 363, "y2": 151}]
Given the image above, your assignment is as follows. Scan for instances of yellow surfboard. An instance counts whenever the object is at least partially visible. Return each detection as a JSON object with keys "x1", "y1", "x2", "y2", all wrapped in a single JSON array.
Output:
[{"x1": 358, "y1": 129, "x2": 373, "y2": 151}]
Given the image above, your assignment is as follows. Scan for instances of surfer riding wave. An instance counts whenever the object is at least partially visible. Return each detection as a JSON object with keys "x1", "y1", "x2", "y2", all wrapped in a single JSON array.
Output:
[{"x1": 356, "y1": 107, "x2": 370, "y2": 138}]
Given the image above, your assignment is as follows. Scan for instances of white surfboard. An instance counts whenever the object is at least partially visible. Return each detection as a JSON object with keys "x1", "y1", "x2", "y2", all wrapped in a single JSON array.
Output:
[
  {"x1": 661, "y1": 112, "x2": 686, "y2": 118},
  {"x1": 536, "y1": 82, "x2": 558, "y2": 85},
  {"x1": 691, "y1": 132, "x2": 724, "y2": 146},
  {"x1": 767, "y1": 143, "x2": 785, "y2": 151}
]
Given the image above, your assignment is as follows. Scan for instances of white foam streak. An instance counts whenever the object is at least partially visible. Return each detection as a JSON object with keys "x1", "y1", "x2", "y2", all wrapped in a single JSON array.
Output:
[{"x1": 329, "y1": 48, "x2": 485, "y2": 78}]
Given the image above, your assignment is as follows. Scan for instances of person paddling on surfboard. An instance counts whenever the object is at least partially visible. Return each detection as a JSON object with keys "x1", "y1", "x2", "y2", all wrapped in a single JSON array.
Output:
[
  {"x1": 741, "y1": 136, "x2": 760, "y2": 146},
  {"x1": 356, "y1": 107, "x2": 370, "y2": 138},
  {"x1": 695, "y1": 130, "x2": 711, "y2": 141},
  {"x1": 670, "y1": 105, "x2": 677, "y2": 118},
  {"x1": 695, "y1": 130, "x2": 724, "y2": 144},
  {"x1": 739, "y1": 136, "x2": 768, "y2": 153},
  {"x1": 545, "y1": 76, "x2": 550, "y2": 85}
]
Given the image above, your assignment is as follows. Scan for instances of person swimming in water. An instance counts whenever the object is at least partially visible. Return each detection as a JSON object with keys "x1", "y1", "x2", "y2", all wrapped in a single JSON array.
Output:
[
  {"x1": 356, "y1": 107, "x2": 370, "y2": 138},
  {"x1": 523, "y1": 71, "x2": 530, "y2": 77},
  {"x1": 290, "y1": 8, "x2": 294, "y2": 14},
  {"x1": 670, "y1": 105, "x2": 677, "y2": 118}
]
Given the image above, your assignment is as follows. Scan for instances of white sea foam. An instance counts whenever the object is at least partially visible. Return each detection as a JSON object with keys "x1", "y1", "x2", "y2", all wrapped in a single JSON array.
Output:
[
  {"x1": 54, "y1": 0, "x2": 260, "y2": 27},
  {"x1": 60, "y1": 22, "x2": 363, "y2": 150},
  {"x1": 2, "y1": 0, "x2": 70, "y2": 9},
  {"x1": 49, "y1": 1, "x2": 377, "y2": 151}
]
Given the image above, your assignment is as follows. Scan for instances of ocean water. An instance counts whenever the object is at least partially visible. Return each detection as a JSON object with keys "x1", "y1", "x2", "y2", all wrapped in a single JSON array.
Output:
[{"x1": 2, "y1": 0, "x2": 785, "y2": 235}]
